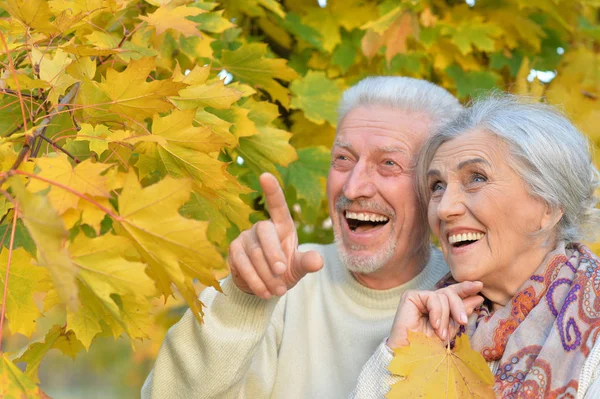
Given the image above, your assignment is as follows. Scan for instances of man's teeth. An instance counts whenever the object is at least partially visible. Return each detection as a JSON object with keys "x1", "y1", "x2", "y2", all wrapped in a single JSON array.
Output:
[
  {"x1": 448, "y1": 232, "x2": 485, "y2": 244},
  {"x1": 345, "y1": 211, "x2": 389, "y2": 223}
]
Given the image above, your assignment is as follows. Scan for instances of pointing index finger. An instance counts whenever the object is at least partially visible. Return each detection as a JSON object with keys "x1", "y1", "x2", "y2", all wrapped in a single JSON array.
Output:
[{"x1": 260, "y1": 173, "x2": 295, "y2": 236}]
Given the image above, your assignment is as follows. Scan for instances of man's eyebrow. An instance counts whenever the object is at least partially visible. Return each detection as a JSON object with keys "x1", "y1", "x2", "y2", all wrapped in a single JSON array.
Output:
[
  {"x1": 378, "y1": 145, "x2": 408, "y2": 155},
  {"x1": 457, "y1": 158, "x2": 490, "y2": 169},
  {"x1": 333, "y1": 140, "x2": 352, "y2": 149}
]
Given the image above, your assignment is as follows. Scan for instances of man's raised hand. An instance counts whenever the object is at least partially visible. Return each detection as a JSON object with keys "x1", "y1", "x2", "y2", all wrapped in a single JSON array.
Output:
[{"x1": 228, "y1": 173, "x2": 324, "y2": 299}]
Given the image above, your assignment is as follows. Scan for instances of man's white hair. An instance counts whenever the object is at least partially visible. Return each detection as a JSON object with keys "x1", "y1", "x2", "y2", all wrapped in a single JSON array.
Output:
[{"x1": 338, "y1": 76, "x2": 462, "y2": 130}]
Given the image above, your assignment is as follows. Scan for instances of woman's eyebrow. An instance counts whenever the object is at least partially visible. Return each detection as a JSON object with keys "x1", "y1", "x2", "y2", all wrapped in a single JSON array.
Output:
[{"x1": 457, "y1": 157, "x2": 490, "y2": 169}]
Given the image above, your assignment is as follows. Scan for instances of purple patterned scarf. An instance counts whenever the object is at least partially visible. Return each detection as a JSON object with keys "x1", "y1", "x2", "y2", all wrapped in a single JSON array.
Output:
[{"x1": 446, "y1": 243, "x2": 600, "y2": 398}]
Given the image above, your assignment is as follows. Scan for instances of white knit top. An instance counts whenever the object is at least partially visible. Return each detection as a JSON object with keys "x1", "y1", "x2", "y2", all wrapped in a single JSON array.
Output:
[{"x1": 142, "y1": 243, "x2": 448, "y2": 399}]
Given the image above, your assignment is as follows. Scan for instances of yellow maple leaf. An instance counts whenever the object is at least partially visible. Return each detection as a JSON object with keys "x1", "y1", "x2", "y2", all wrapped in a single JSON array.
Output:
[
  {"x1": 97, "y1": 57, "x2": 186, "y2": 121},
  {"x1": 29, "y1": 155, "x2": 113, "y2": 215},
  {"x1": 0, "y1": 248, "x2": 48, "y2": 337},
  {"x1": 0, "y1": 353, "x2": 50, "y2": 399},
  {"x1": 1, "y1": 0, "x2": 58, "y2": 35},
  {"x1": 388, "y1": 331, "x2": 495, "y2": 399},
  {"x1": 139, "y1": 5, "x2": 204, "y2": 37},
  {"x1": 174, "y1": 79, "x2": 243, "y2": 110},
  {"x1": 15, "y1": 324, "x2": 84, "y2": 384},
  {"x1": 66, "y1": 234, "x2": 155, "y2": 349},
  {"x1": 10, "y1": 178, "x2": 79, "y2": 312},
  {"x1": 151, "y1": 109, "x2": 225, "y2": 153},
  {"x1": 114, "y1": 173, "x2": 223, "y2": 323},
  {"x1": 31, "y1": 47, "x2": 78, "y2": 105},
  {"x1": 217, "y1": 43, "x2": 298, "y2": 107}
]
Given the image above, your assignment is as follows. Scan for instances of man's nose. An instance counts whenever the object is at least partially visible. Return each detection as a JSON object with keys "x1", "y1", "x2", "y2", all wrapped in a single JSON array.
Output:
[
  {"x1": 343, "y1": 161, "x2": 376, "y2": 199},
  {"x1": 436, "y1": 184, "x2": 466, "y2": 221}
]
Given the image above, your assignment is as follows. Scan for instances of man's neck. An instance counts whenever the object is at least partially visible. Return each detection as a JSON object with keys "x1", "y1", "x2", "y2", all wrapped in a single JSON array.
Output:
[{"x1": 350, "y1": 252, "x2": 428, "y2": 290}]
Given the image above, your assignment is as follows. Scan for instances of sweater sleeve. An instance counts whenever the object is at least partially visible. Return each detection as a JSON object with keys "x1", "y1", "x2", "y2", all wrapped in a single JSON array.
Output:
[
  {"x1": 141, "y1": 276, "x2": 285, "y2": 399},
  {"x1": 349, "y1": 340, "x2": 403, "y2": 398},
  {"x1": 578, "y1": 339, "x2": 600, "y2": 399}
]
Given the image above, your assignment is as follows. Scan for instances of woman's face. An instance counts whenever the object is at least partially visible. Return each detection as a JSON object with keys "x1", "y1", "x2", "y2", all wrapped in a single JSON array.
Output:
[{"x1": 426, "y1": 129, "x2": 553, "y2": 292}]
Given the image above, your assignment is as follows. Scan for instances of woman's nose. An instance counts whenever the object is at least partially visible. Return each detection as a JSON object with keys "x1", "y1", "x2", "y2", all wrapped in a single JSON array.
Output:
[{"x1": 436, "y1": 184, "x2": 466, "y2": 221}]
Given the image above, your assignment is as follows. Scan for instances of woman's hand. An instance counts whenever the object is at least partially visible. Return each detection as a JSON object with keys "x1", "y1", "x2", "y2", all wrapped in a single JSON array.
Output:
[{"x1": 387, "y1": 281, "x2": 484, "y2": 348}]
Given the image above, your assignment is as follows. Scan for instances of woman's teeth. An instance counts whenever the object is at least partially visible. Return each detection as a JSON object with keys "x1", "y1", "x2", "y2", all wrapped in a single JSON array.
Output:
[{"x1": 448, "y1": 232, "x2": 484, "y2": 245}]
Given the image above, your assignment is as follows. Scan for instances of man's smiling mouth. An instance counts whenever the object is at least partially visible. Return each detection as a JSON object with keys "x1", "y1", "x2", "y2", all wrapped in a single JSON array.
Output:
[{"x1": 345, "y1": 211, "x2": 390, "y2": 232}]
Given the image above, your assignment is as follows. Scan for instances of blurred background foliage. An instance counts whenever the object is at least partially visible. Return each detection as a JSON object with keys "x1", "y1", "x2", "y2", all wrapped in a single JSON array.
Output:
[{"x1": 0, "y1": 0, "x2": 598, "y2": 397}]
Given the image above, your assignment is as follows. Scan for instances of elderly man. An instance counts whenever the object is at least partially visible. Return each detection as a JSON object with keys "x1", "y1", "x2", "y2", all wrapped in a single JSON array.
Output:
[{"x1": 142, "y1": 77, "x2": 462, "y2": 398}]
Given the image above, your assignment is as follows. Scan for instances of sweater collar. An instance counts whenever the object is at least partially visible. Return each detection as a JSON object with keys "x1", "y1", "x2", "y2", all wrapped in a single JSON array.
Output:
[{"x1": 326, "y1": 245, "x2": 448, "y2": 310}]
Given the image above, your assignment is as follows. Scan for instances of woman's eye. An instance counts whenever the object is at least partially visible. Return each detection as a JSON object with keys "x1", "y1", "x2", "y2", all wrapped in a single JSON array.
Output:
[
  {"x1": 430, "y1": 181, "x2": 445, "y2": 193},
  {"x1": 472, "y1": 173, "x2": 487, "y2": 183}
]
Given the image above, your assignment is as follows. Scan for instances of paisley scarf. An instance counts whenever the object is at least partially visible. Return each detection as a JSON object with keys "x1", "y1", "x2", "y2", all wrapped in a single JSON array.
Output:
[{"x1": 445, "y1": 242, "x2": 600, "y2": 398}]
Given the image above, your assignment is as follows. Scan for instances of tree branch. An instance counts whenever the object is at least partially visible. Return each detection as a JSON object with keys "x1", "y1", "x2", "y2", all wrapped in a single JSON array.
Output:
[{"x1": 0, "y1": 83, "x2": 81, "y2": 188}]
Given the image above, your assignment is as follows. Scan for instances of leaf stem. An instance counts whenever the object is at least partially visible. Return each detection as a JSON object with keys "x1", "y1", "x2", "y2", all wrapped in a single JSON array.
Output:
[{"x1": 0, "y1": 204, "x2": 18, "y2": 353}]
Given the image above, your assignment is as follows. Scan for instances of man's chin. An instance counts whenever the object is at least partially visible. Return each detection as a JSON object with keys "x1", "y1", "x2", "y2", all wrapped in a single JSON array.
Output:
[{"x1": 335, "y1": 241, "x2": 391, "y2": 275}]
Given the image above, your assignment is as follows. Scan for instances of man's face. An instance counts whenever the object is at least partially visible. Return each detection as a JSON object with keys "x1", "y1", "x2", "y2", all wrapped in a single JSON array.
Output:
[{"x1": 327, "y1": 106, "x2": 432, "y2": 274}]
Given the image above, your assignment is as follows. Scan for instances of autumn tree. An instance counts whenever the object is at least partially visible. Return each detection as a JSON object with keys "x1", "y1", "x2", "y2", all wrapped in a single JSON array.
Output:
[{"x1": 0, "y1": 0, "x2": 598, "y2": 396}]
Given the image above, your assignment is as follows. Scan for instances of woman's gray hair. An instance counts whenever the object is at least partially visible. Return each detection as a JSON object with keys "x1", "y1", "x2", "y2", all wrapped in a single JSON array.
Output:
[
  {"x1": 338, "y1": 76, "x2": 462, "y2": 130},
  {"x1": 417, "y1": 93, "x2": 600, "y2": 243}
]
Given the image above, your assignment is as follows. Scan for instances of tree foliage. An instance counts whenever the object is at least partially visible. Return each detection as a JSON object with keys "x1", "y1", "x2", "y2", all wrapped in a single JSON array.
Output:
[{"x1": 0, "y1": 0, "x2": 598, "y2": 396}]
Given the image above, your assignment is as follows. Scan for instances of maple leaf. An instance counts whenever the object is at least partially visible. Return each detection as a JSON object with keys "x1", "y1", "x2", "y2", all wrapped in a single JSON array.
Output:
[
  {"x1": 279, "y1": 147, "x2": 330, "y2": 222},
  {"x1": 172, "y1": 64, "x2": 243, "y2": 110},
  {"x1": 11, "y1": 179, "x2": 79, "y2": 312},
  {"x1": 0, "y1": 0, "x2": 58, "y2": 35},
  {"x1": 139, "y1": 5, "x2": 204, "y2": 37},
  {"x1": 30, "y1": 47, "x2": 78, "y2": 105},
  {"x1": 29, "y1": 155, "x2": 113, "y2": 215},
  {"x1": 97, "y1": 58, "x2": 185, "y2": 121},
  {"x1": 362, "y1": 10, "x2": 419, "y2": 65},
  {"x1": 216, "y1": 43, "x2": 298, "y2": 107},
  {"x1": 388, "y1": 332, "x2": 494, "y2": 399},
  {"x1": 114, "y1": 173, "x2": 223, "y2": 323},
  {"x1": 0, "y1": 353, "x2": 50, "y2": 399},
  {"x1": 0, "y1": 248, "x2": 48, "y2": 337},
  {"x1": 66, "y1": 234, "x2": 155, "y2": 349},
  {"x1": 15, "y1": 324, "x2": 84, "y2": 384},
  {"x1": 290, "y1": 71, "x2": 343, "y2": 126}
]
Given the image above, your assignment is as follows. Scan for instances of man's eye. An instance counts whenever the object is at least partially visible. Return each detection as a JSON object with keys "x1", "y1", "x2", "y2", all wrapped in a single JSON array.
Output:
[{"x1": 384, "y1": 160, "x2": 396, "y2": 166}]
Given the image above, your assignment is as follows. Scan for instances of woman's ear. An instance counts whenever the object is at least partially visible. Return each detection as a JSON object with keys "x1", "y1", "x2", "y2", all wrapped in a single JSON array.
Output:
[{"x1": 540, "y1": 203, "x2": 563, "y2": 231}]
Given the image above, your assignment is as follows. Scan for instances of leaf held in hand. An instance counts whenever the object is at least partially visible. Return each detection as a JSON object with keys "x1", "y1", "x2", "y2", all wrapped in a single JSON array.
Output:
[{"x1": 387, "y1": 331, "x2": 495, "y2": 399}]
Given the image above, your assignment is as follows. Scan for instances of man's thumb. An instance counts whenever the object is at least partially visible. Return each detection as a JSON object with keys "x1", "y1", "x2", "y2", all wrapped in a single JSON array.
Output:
[{"x1": 292, "y1": 250, "x2": 323, "y2": 280}]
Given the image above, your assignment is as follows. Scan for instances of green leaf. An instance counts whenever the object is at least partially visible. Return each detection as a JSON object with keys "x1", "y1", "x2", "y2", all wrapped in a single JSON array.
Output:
[
  {"x1": 290, "y1": 71, "x2": 344, "y2": 126},
  {"x1": 279, "y1": 146, "x2": 330, "y2": 222},
  {"x1": 445, "y1": 65, "x2": 500, "y2": 99}
]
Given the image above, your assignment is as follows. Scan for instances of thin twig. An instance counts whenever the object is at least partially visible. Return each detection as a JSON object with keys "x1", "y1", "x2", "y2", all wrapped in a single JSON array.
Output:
[
  {"x1": 38, "y1": 134, "x2": 81, "y2": 163},
  {"x1": 30, "y1": 82, "x2": 80, "y2": 158},
  {"x1": 0, "y1": 204, "x2": 18, "y2": 353},
  {"x1": 0, "y1": 89, "x2": 40, "y2": 100}
]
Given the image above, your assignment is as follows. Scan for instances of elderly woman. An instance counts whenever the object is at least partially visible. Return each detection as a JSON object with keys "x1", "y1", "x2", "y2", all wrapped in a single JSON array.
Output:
[{"x1": 352, "y1": 95, "x2": 600, "y2": 398}]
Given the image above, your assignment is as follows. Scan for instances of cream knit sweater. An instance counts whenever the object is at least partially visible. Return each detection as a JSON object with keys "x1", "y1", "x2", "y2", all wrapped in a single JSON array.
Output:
[{"x1": 142, "y1": 243, "x2": 448, "y2": 399}]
